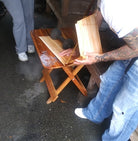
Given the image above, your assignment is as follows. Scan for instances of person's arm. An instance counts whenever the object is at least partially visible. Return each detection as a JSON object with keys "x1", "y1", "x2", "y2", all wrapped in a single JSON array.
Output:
[
  {"x1": 74, "y1": 29, "x2": 138, "y2": 65},
  {"x1": 60, "y1": 9, "x2": 103, "y2": 58},
  {"x1": 96, "y1": 44, "x2": 138, "y2": 62}
]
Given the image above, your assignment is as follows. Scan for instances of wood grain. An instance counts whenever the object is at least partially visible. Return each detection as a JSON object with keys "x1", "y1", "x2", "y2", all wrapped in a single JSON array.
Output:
[{"x1": 75, "y1": 14, "x2": 102, "y2": 58}]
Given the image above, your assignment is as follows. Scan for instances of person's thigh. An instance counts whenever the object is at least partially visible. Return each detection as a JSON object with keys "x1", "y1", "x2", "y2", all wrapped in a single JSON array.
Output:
[
  {"x1": 1, "y1": 0, "x2": 24, "y2": 23},
  {"x1": 83, "y1": 59, "x2": 130, "y2": 123},
  {"x1": 21, "y1": 0, "x2": 34, "y2": 18},
  {"x1": 21, "y1": 0, "x2": 34, "y2": 45}
]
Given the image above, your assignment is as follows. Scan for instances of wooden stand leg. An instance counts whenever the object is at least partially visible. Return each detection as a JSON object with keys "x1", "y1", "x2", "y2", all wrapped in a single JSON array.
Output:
[
  {"x1": 87, "y1": 75, "x2": 96, "y2": 91},
  {"x1": 42, "y1": 69, "x2": 58, "y2": 104},
  {"x1": 40, "y1": 76, "x2": 45, "y2": 83},
  {"x1": 56, "y1": 65, "x2": 87, "y2": 96},
  {"x1": 86, "y1": 65, "x2": 101, "y2": 88},
  {"x1": 63, "y1": 65, "x2": 87, "y2": 96},
  {"x1": 40, "y1": 65, "x2": 87, "y2": 104}
]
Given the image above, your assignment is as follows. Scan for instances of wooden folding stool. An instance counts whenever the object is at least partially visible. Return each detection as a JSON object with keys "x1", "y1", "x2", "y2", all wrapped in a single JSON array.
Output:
[{"x1": 31, "y1": 28, "x2": 87, "y2": 104}]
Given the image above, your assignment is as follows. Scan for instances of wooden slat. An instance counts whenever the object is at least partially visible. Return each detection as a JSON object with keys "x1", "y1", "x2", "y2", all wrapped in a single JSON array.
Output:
[
  {"x1": 42, "y1": 69, "x2": 58, "y2": 104},
  {"x1": 75, "y1": 14, "x2": 102, "y2": 58},
  {"x1": 39, "y1": 36, "x2": 68, "y2": 65}
]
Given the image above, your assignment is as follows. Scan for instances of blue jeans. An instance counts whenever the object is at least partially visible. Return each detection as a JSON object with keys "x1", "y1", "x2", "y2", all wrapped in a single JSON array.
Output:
[
  {"x1": 83, "y1": 60, "x2": 138, "y2": 141},
  {"x1": 1, "y1": 0, "x2": 34, "y2": 54}
]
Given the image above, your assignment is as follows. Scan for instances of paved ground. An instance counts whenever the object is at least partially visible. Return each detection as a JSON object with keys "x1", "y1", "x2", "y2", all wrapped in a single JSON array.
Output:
[{"x1": 0, "y1": 9, "x2": 106, "y2": 141}]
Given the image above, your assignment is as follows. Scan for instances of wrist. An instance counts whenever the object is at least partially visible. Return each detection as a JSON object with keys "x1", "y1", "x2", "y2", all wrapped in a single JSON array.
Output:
[{"x1": 95, "y1": 53, "x2": 107, "y2": 62}]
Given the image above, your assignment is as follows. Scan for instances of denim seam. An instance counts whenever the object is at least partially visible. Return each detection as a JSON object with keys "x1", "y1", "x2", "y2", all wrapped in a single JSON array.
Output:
[{"x1": 93, "y1": 77, "x2": 123, "y2": 122}]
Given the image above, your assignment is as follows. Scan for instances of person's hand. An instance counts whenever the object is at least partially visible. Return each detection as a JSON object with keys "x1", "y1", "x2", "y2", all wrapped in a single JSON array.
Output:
[
  {"x1": 74, "y1": 52, "x2": 102, "y2": 65},
  {"x1": 59, "y1": 48, "x2": 77, "y2": 57}
]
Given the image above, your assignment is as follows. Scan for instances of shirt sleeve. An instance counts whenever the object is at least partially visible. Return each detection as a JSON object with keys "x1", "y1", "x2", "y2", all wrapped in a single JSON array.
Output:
[{"x1": 97, "y1": 0, "x2": 101, "y2": 9}]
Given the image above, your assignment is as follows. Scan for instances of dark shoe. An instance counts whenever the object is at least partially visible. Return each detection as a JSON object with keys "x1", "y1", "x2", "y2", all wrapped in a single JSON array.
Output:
[{"x1": 77, "y1": 84, "x2": 99, "y2": 107}]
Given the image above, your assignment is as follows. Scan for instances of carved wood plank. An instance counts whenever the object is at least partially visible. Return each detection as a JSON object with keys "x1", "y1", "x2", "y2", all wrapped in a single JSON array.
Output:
[{"x1": 75, "y1": 14, "x2": 102, "y2": 58}]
